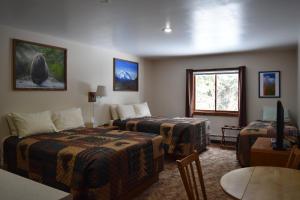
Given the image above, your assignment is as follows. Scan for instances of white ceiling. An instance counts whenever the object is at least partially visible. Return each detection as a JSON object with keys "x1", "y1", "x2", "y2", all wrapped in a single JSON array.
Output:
[{"x1": 0, "y1": 0, "x2": 300, "y2": 57}]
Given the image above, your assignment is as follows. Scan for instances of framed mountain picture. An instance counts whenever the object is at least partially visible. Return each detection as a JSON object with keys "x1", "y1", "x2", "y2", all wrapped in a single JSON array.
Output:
[
  {"x1": 12, "y1": 39, "x2": 67, "y2": 91},
  {"x1": 259, "y1": 71, "x2": 280, "y2": 98},
  {"x1": 113, "y1": 58, "x2": 138, "y2": 91}
]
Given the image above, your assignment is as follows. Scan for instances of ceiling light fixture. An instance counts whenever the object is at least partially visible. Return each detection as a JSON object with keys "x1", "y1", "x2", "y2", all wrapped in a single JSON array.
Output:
[
  {"x1": 162, "y1": 26, "x2": 172, "y2": 33},
  {"x1": 99, "y1": 0, "x2": 110, "y2": 3}
]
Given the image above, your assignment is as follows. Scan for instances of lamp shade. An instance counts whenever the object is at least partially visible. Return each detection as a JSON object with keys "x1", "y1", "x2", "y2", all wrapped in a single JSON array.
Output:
[{"x1": 96, "y1": 85, "x2": 106, "y2": 97}]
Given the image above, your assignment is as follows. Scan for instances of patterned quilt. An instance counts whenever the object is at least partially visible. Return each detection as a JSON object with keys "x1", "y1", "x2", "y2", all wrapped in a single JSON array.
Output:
[
  {"x1": 3, "y1": 127, "x2": 164, "y2": 200},
  {"x1": 237, "y1": 121, "x2": 298, "y2": 167},
  {"x1": 113, "y1": 117, "x2": 207, "y2": 157}
]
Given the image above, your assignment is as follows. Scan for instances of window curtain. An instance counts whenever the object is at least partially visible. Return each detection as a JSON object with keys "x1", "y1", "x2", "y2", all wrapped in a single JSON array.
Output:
[
  {"x1": 185, "y1": 69, "x2": 194, "y2": 117},
  {"x1": 238, "y1": 66, "x2": 247, "y2": 127}
]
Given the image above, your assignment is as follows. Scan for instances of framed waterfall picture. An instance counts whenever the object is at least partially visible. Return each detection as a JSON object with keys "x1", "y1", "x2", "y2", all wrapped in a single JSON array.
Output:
[
  {"x1": 113, "y1": 58, "x2": 138, "y2": 91},
  {"x1": 259, "y1": 71, "x2": 280, "y2": 98},
  {"x1": 12, "y1": 39, "x2": 67, "y2": 91}
]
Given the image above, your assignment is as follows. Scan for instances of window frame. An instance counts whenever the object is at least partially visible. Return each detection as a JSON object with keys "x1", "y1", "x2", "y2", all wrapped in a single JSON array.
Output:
[{"x1": 192, "y1": 68, "x2": 240, "y2": 117}]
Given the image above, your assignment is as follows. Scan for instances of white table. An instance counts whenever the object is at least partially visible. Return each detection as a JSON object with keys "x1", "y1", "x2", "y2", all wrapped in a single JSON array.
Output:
[
  {"x1": 0, "y1": 169, "x2": 71, "y2": 200},
  {"x1": 220, "y1": 167, "x2": 300, "y2": 200}
]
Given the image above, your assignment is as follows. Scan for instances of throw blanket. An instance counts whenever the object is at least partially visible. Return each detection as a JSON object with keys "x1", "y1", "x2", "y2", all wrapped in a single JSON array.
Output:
[
  {"x1": 237, "y1": 121, "x2": 298, "y2": 167},
  {"x1": 113, "y1": 117, "x2": 207, "y2": 157},
  {"x1": 3, "y1": 127, "x2": 164, "y2": 200}
]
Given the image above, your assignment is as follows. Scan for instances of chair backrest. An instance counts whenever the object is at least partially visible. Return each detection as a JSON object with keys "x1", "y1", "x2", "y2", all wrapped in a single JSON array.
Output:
[
  {"x1": 286, "y1": 145, "x2": 300, "y2": 169},
  {"x1": 176, "y1": 151, "x2": 207, "y2": 200}
]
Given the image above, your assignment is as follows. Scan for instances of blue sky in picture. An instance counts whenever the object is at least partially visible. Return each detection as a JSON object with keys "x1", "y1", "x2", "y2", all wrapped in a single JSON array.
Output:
[
  {"x1": 263, "y1": 73, "x2": 275, "y2": 83},
  {"x1": 115, "y1": 59, "x2": 138, "y2": 80}
]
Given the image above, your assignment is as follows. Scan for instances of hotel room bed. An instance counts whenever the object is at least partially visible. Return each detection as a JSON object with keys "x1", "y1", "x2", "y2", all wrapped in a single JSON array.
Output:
[
  {"x1": 237, "y1": 121, "x2": 298, "y2": 167},
  {"x1": 2, "y1": 127, "x2": 164, "y2": 200},
  {"x1": 113, "y1": 116, "x2": 208, "y2": 157}
]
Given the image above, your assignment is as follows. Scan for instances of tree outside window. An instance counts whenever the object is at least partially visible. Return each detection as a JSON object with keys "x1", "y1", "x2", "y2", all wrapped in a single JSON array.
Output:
[{"x1": 194, "y1": 70, "x2": 239, "y2": 116}]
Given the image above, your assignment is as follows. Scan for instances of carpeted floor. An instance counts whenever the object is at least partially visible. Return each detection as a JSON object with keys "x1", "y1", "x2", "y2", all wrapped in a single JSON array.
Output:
[{"x1": 135, "y1": 146, "x2": 240, "y2": 200}]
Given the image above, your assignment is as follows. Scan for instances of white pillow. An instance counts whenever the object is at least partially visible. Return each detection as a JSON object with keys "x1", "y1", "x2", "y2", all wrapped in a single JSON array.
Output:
[
  {"x1": 6, "y1": 113, "x2": 18, "y2": 136},
  {"x1": 117, "y1": 105, "x2": 136, "y2": 120},
  {"x1": 262, "y1": 106, "x2": 276, "y2": 121},
  {"x1": 110, "y1": 104, "x2": 119, "y2": 120},
  {"x1": 133, "y1": 102, "x2": 151, "y2": 117},
  {"x1": 52, "y1": 108, "x2": 85, "y2": 131},
  {"x1": 262, "y1": 106, "x2": 291, "y2": 122},
  {"x1": 284, "y1": 109, "x2": 291, "y2": 122},
  {"x1": 11, "y1": 111, "x2": 57, "y2": 138}
]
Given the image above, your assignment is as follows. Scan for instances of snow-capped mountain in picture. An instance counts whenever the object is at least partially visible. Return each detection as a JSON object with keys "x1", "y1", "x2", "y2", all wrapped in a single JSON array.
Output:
[
  {"x1": 117, "y1": 71, "x2": 133, "y2": 80},
  {"x1": 114, "y1": 58, "x2": 138, "y2": 91}
]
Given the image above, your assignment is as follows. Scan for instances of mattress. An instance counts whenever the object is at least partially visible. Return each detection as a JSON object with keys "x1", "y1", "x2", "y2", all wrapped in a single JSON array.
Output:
[{"x1": 2, "y1": 127, "x2": 164, "y2": 200}]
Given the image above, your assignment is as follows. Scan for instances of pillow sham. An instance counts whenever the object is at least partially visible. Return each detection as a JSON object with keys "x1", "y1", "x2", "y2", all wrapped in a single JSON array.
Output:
[
  {"x1": 5, "y1": 113, "x2": 18, "y2": 136},
  {"x1": 52, "y1": 108, "x2": 85, "y2": 131},
  {"x1": 110, "y1": 104, "x2": 120, "y2": 120},
  {"x1": 283, "y1": 109, "x2": 291, "y2": 122},
  {"x1": 11, "y1": 111, "x2": 57, "y2": 138},
  {"x1": 262, "y1": 106, "x2": 291, "y2": 122},
  {"x1": 262, "y1": 106, "x2": 276, "y2": 121},
  {"x1": 117, "y1": 105, "x2": 136, "y2": 120},
  {"x1": 133, "y1": 102, "x2": 151, "y2": 117}
]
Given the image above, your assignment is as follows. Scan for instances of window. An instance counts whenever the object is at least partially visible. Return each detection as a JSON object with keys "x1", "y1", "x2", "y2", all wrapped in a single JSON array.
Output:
[{"x1": 193, "y1": 69, "x2": 239, "y2": 116}]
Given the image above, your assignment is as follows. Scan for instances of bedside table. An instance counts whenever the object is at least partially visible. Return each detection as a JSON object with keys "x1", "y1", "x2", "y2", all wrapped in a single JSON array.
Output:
[
  {"x1": 251, "y1": 137, "x2": 291, "y2": 167},
  {"x1": 97, "y1": 125, "x2": 119, "y2": 131}
]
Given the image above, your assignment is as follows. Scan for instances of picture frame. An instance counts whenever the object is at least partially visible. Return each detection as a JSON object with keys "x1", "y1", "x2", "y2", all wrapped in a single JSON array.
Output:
[
  {"x1": 12, "y1": 39, "x2": 67, "y2": 91},
  {"x1": 113, "y1": 58, "x2": 138, "y2": 91},
  {"x1": 258, "y1": 71, "x2": 280, "y2": 98}
]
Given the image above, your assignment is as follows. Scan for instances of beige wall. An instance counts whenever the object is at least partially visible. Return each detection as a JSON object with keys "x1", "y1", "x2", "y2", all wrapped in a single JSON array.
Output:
[
  {"x1": 147, "y1": 49, "x2": 298, "y2": 137},
  {"x1": 0, "y1": 26, "x2": 298, "y2": 140},
  {"x1": 0, "y1": 26, "x2": 149, "y2": 139}
]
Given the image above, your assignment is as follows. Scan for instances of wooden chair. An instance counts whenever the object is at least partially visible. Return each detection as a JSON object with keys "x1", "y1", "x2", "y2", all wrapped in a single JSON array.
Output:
[
  {"x1": 286, "y1": 145, "x2": 300, "y2": 169},
  {"x1": 176, "y1": 151, "x2": 207, "y2": 200}
]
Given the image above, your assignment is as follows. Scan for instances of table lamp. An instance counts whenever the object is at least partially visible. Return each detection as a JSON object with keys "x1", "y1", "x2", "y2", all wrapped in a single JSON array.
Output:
[
  {"x1": 87, "y1": 86, "x2": 106, "y2": 128},
  {"x1": 88, "y1": 91, "x2": 96, "y2": 128},
  {"x1": 96, "y1": 85, "x2": 107, "y2": 99}
]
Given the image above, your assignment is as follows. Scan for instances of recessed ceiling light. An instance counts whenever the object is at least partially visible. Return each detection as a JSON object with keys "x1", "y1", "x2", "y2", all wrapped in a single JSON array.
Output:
[
  {"x1": 162, "y1": 26, "x2": 172, "y2": 33},
  {"x1": 99, "y1": 0, "x2": 110, "y2": 3}
]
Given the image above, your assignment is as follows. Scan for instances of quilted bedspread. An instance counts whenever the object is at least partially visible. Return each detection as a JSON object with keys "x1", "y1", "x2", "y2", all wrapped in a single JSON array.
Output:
[
  {"x1": 113, "y1": 117, "x2": 207, "y2": 157},
  {"x1": 3, "y1": 127, "x2": 164, "y2": 200}
]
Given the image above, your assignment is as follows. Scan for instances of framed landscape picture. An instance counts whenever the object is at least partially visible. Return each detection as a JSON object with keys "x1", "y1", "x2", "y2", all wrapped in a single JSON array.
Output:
[
  {"x1": 259, "y1": 71, "x2": 280, "y2": 98},
  {"x1": 13, "y1": 39, "x2": 67, "y2": 90},
  {"x1": 113, "y1": 58, "x2": 138, "y2": 91}
]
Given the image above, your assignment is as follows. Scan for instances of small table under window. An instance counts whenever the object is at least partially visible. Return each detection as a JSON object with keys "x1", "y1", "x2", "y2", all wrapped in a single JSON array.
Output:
[{"x1": 221, "y1": 125, "x2": 242, "y2": 148}]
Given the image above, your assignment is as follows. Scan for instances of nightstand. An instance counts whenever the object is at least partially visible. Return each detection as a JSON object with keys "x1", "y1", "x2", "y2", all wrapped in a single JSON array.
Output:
[{"x1": 85, "y1": 122, "x2": 96, "y2": 128}]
